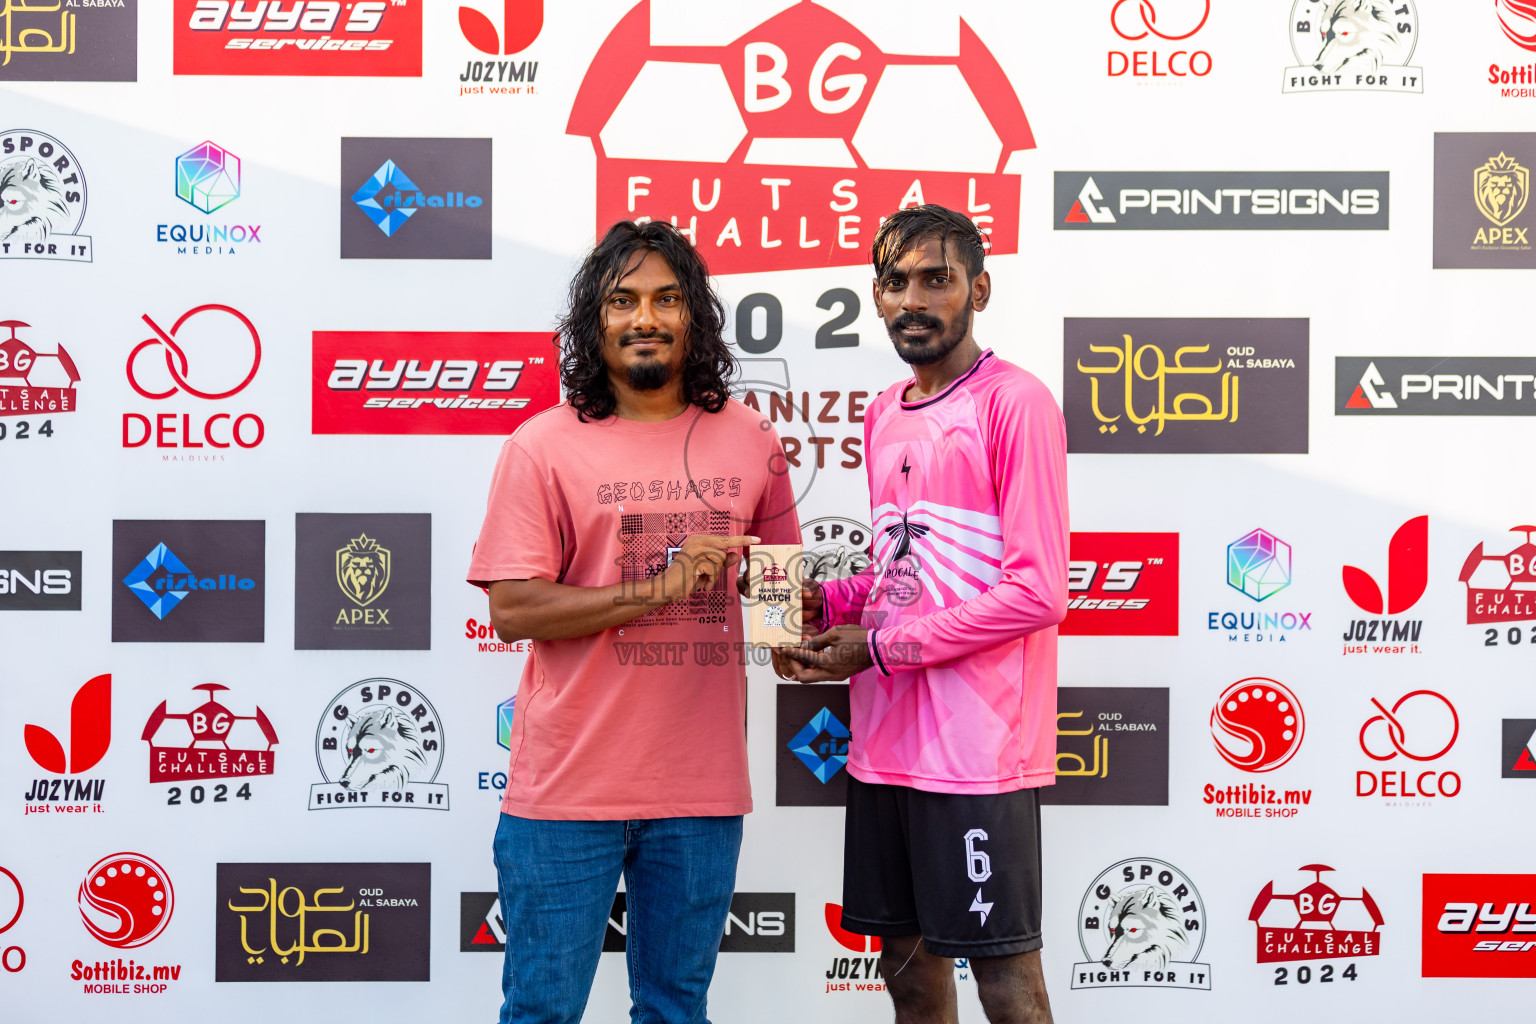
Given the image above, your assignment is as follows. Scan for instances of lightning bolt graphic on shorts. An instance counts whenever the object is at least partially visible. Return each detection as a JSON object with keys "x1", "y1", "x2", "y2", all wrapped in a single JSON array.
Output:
[{"x1": 970, "y1": 888, "x2": 993, "y2": 927}]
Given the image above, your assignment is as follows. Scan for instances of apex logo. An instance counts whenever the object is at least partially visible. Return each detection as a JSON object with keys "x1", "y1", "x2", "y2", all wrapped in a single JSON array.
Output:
[
  {"x1": 1344, "y1": 362, "x2": 1396, "y2": 409},
  {"x1": 24, "y1": 674, "x2": 110, "y2": 775},
  {"x1": 459, "y1": 0, "x2": 542, "y2": 55},
  {"x1": 1342, "y1": 516, "x2": 1427, "y2": 615}
]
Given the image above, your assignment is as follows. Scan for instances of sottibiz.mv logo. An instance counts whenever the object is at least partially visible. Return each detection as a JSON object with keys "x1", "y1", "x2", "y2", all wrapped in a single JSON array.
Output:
[
  {"x1": 1424, "y1": 874, "x2": 1536, "y2": 977},
  {"x1": 1061, "y1": 532, "x2": 1178, "y2": 636},
  {"x1": 23, "y1": 674, "x2": 109, "y2": 815},
  {"x1": 1341, "y1": 515, "x2": 1425, "y2": 655},
  {"x1": 312, "y1": 331, "x2": 556, "y2": 434},
  {"x1": 75, "y1": 852, "x2": 183, "y2": 995},
  {"x1": 568, "y1": 0, "x2": 1033, "y2": 274},
  {"x1": 174, "y1": 1, "x2": 421, "y2": 77}
]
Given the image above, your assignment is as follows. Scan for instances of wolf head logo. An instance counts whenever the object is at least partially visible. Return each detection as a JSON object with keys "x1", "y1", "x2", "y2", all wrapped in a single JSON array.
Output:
[
  {"x1": 338, "y1": 707, "x2": 428, "y2": 791},
  {"x1": 1309, "y1": 1, "x2": 1406, "y2": 75},
  {"x1": 0, "y1": 157, "x2": 72, "y2": 244},
  {"x1": 1101, "y1": 886, "x2": 1190, "y2": 970}
]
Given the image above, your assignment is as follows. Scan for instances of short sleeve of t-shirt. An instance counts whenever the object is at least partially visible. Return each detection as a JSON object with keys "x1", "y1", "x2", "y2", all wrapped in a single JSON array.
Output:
[{"x1": 468, "y1": 437, "x2": 564, "y2": 586}]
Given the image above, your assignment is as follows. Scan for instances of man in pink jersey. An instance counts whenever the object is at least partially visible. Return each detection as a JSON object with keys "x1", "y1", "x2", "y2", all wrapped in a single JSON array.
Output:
[
  {"x1": 780, "y1": 205, "x2": 1068, "y2": 1024},
  {"x1": 469, "y1": 221, "x2": 799, "y2": 1024}
]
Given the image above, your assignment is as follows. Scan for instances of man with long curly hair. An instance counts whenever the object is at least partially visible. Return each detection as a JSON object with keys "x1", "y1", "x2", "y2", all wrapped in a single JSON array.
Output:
[{"x1": 468, "y1": 220, "x2": 799, "y2": 1024}]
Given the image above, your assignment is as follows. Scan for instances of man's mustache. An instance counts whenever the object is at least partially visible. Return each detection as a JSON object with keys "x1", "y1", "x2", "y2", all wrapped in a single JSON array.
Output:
[
  {"x1": 621, "y1": 330, "x2": 675, "y2": 346},
  {"x1": 889, "y1": 314, "x2": 943, "y2": 334}
]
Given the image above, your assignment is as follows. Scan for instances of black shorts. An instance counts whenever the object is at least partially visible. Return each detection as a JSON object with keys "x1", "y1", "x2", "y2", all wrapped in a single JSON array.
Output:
[{"x1": 841, "y1": 774, "x2": 1044, "y2": 959}]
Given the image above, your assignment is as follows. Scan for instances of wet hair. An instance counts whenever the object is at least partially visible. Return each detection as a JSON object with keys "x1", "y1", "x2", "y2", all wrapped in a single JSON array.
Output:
[
  {"x1": 871, "y1": 204, "x2": 986, "y2": 283},
  {"x1": 556, "y1": 220, "x2": 733, "y2": 422}
]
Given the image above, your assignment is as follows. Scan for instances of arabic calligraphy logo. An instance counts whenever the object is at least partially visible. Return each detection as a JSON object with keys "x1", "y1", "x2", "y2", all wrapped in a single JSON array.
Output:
[
  {"x1": 0, "y1": 3, "x2": 75, "y2": 68},
  {"x1": 1078, "y1": 335, "x2": 1236, "y2": 435},
  {"x1": 175, "y1": 141, "x2": 240, "y2": 214},
  {"x1": 1227, "y1": 529, "x2": 1292, "y2": 602},
  {"x1": 1111, "y1": 0, "x2": 1210, "y2": 41},
  {"x1": 1055, "y1": 710, "x2": 1107, "y2": 779},
  {"x1": 1211, "y1": 678, "x2": 1304, "y2": 773},
  {"x1": 336, "y1": 534, "x2": 391, "y2": 608},
  {"x1": 1473, "y1": 152, "x2": 1530, "y2": 229},
  {"x1": 229, "y1": 880, "x2": 367, "y2": 967},
  {"x1": 786, "y1": 707, "x2": 850, "y2": 784},
  {"x1": 78, "y1": 853, "x2": 173, "y2": 949},
  {"x1": 127, "y1": 304, "x2": 261, "y2": 401},
  {"x1": 1497, "y1": 0, "x2": 1536, "y2": 52},
  {"x1": 1359, "y1": 691, "x2": 1458, "y2": 762},
  {"x1": 1342, "y1": 515, "x2": 1427, "y2": 615}
]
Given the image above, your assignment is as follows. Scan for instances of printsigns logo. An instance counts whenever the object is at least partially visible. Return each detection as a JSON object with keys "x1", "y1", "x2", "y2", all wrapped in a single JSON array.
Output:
[
  {"x1": 1503, "y1": 720, "x2": 1536, "y2": 777},
  {"x1": 1062, "y1": 532, "x2": 1178, "y2": 636},
  {"x1": 215, "y1": 863, "x2": 431, "y2": 981},
  {"x1": 1423, "y1": 874, "x2": 1536, "y2": 977},
  {"x1": 1250, "y1": 866, "x2": 1383, "y2": 970},
  {"x1": 1108, "y1": 0, "x2": 1212, "y2": 78},
  {"x1": 79, "y1": 853, "x2": 173, "y2": 950},
  {"x1": 777, "y1": 684, "x2": 852, "y2": 807},
  {"x1": 123, "y1": 305, "x2": 265, "y2": 453},
  {"x1": 312, "y1": 331, "x2": 556, "y2": 435},
  {"x1": 1336, "y1": 356, "x2": 1536, "y2": 415},
  {"x1": 1072, "y1": 858, "x2": 1210, "y2": 990},
  {"x1": 112, "y1": 520, "x2": 265, "y2": 642},
  {"x1": 1434, "y1": 133, "x2": 1536, "y2": 268},
  {"x1": 604, "y1": 892, "x2": 794, "y2": 953},
  {"x1": 340, "y1": 139, "x2": 491, "y2": 259},
  {"x1": 1356, "y1": 691, "x2": 1461, "y2": 803},
  {"x1": 23, "y1": 674, "x2": 109, "y2": 815},
  {"x1": 1461, "y1": 527, "x2": 1536, "y2": 628},
  {"x1": 143, "y1": 684, "x2": 277, "y2": 785},
  {"x1": 568, "y1": 1, "x2": 1033, "y2": 275},
  {"x1": 1064, "y1": 319, "x2": 1309, "y2": 454},
  {"x1": 1040, "y1": 688, "x2": 1169, "y2": 807},
  {"x1": 0, "y1": 130, "x2": 91, "y2": 261},
  {"x1": 0, "y1": 550, "x2": 80, "y2": 610},
  {"x1": 1056, "y1": 172, "x2": 1389, "y2": 229},
  {"x1": 1283, "y1": 0, "x2": 1422, "y2": 93},
  {"x1": 459, "y1": 892, "x2": 504, "y2": 952},
  {"x1": 311, "y1": 679, "x2": 448, "y2": 810},
  {"x1": 0, "y1": 319, "x2": 79, "y2": 430},
  {"x1": 1341, "y1": 515, "x2": 1425, "y2": 655},
  {"x1": 174, "y1": 0, "x2": 421, "y2": 77},
  {"x1": 295, "y1": 514, "x2": 430, "y2": 650},
  {"x1": 0, "y1": 0, "x2": 136, "y2": 82}
]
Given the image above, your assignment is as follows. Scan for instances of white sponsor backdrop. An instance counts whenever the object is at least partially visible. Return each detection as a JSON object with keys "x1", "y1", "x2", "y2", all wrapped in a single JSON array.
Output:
[{"x1": 1, "y1": 1, "x2": 1533, "y2": 1021}]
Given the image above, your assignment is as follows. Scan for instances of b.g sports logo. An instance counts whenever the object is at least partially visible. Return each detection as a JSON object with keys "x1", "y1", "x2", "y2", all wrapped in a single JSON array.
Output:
[
  {"x1": 174, "y1": 1, "x2": 422, "y2": 77},
  {"x1": 311, "y1": 331, "x2": 558, "y2": 435}
]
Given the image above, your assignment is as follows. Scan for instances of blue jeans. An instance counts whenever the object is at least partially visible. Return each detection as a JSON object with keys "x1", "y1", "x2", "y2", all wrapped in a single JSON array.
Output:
[{"x1": 493, "y1": 812, "x2": 744, "y2": 1024}]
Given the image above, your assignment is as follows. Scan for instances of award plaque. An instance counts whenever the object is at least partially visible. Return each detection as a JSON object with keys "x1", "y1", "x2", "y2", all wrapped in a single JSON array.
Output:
[{"x1": 748, "y1": 544, "x2": 802, "y2": 647}]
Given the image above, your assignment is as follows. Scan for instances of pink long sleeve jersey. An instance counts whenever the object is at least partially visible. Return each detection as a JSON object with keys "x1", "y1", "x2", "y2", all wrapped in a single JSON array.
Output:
[{"x1": 819, "y1": 351, "x2": 1069, "y2": 795}]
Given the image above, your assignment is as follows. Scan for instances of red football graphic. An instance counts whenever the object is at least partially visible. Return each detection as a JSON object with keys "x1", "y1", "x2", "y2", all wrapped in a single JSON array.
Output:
[
  {"x1": 78, "y1": 853, "x2": 174, "y2": 949},
  {"x1": 1210, "y1": 678, "x2": 1305, "y2": 773}
]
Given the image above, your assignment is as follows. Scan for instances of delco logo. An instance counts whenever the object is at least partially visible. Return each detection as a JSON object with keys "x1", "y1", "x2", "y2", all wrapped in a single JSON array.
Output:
[
  {"x1": 174, "y1": 0, "x2": 421, "y2": 77},
  {"x1": 311, "y1": 331, "x2": 558, "y2": 435},
  {"x1": 567, "y1": 1, "x2": 1033, "y2": 274},
  {"x1": 1061, "y1": 532, "x2": 1179, "y2": 636}
]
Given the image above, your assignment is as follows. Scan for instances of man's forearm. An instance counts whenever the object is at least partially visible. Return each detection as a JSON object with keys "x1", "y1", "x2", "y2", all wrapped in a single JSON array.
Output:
[{"x1": 490, "y1": 574, "x2": 692, "y2": 642}]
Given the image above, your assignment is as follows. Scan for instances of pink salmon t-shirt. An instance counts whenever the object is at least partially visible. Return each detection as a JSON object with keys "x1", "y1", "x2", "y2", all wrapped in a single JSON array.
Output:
[{"x1": 467, "y1": 399, "x2": 799, "y2": 819}]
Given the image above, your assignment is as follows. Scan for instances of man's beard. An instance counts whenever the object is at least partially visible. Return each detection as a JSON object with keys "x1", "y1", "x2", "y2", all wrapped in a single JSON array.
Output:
[
  {"x1": 886, "y1": 307, "x2": 972, "y2": 366},
  {"x1": 626, "y1": 354, "x2": 675, "y2": 391}
]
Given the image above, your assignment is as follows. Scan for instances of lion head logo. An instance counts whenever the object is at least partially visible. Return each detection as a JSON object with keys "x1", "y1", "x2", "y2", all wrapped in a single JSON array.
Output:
[
  {"x1": 336, "y1": 533, "x2": 391, "y2": 607},
  {"x1": 0, "y1": 157, "x2": 71, "y2": 244},
  {"x1": 1474, "y1": 152, "x2": 1531, "y2": 228}
]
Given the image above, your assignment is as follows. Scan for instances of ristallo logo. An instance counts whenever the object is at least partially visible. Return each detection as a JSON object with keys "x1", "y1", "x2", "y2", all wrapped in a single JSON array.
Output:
[
  {"x1": 112, "y1": 520, "x2": 265, "y2": 642},
  {"x1": 340, "y1": 138, "x2": 491, "y2": 259},
  {"x1": 457, "y1": 0, "x2": 542, "y2": 96},
  {"x1": 776, "y1": 684, "x2": 852, "y2": 807},
  {"x1": 122, "y1": 305, "x2": 264, "y2": 456},
  {"x1": 1061, "y1": 532, "x2": 1178, "y2": 636},
  {"x1": 173, "y1": 0, "x2": 421, "y2": 77},
  {"x1": 1341, "y1": 515, "x2": 1426, "y2": 656},
  {"x1": 1204, "y1": 678, "x2": 1311, "y2": 820},
  {"x1": 1356, "y1": 691, "x2": 1461, "y2": 804},
  {"x1": 1108, "y1": 0, "x2": 1212, "y2": 78},
  {"x1": 568, "y1": 1, "x2": 1033, "y2": 275},
  {"x1": 1423, "y1": 874, "x2": 1536, "y2": 977},
  {"x1": 23, "y1": 674, "x2": 109, "y2": 816},
  {"x1": 312, "y1": 331, "x2": 557, "y2": 434},
  {"x1": 0, "y1": 320, "x2": 80, "y2": 440}
]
